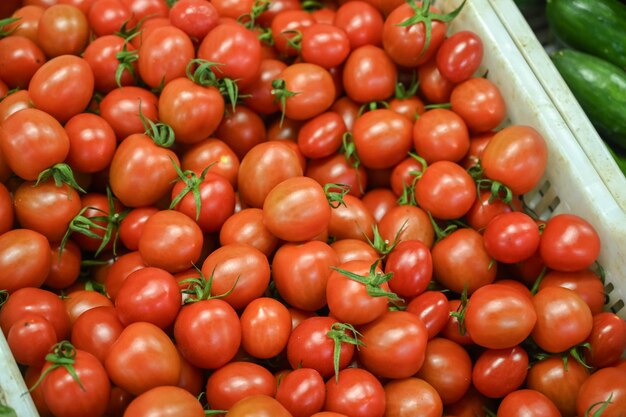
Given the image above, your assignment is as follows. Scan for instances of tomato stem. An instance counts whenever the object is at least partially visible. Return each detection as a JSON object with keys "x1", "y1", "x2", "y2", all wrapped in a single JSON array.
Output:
[
  {"x1": 326, "y1": 323, "x2": 365, "y2": 383},
  {"x1": 395, "y1": 71, "x2": 420, "y2": 99},
  {"x1": 301, "y1": 0, "x2": 324, "y2": 11},
  {"x1": 29, "y1": 341, "x2": 86, "y2": 393},
  {"x1": 0, "y1": 17, "x2": 20, "y2": 38},
  {"x1": 237, "y1": 0, "x2": 270, "y2": 29},
  {"x1": 363, "y1": 222, "x2": 406, "y2": 257},
  {"x1": 137, "y1": 100, "x2": 176, "y2": 147},
  {"x1": 180, "y1": 265, "x2": 241, "y2": 303},
  {"x1": 449, "y1": 284, "x2": 469, "y2": 335},
  {"x1": 427, "y1": 211, "x2": 458, "y2": 242},
  {"x1": 340, "y1": 132, "x2": 361, "y2": 170},
  {"x1": 475, "y1": 179, "x2": 514, "y2": 206},
  {"x1": 529, "y1": 266, "x2": 548, "y2": 295},
  {"x1": 35, "y1": 163, "x2": 86, "y2": 193},
  {"x1": 357, "y1": 101, "x2": 390, "y2": 116},
  {"x1": 115, "y1": 34, "x2": 140, "y2": 88},
  {"x1": 169, "y1": 157, "x2": 216, "y2": 221},
  {"x1": 585, "y1": 393, "x2": 614, "y2": 417},
  {"x1": 424, "y1": 102, "x2": 451, "y2": 110},
  {"x1": 324, "y1": 183, "x2": 351, "y2": 208},
  {"x1": 271, "y1": 78, "x2": 299, "y2": 128},
  {"x1": 569, "y1": 343, "x2": 593, "y2": 370},
  {"x1": 331, "y1": 260, "x2": 403, "y2": 302},
  {"x1": 282, "y1": 29, "x2": 303, "y2": 53}
]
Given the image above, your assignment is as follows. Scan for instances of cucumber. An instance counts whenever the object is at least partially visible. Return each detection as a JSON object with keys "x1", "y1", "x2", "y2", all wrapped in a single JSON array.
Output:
[
  {"x1": 546, "y1": 0, "x2": 626, "y2": 69},
  {"x1": 551, "y1": 49, "x2": 626, "y2": 150},
  {"x1": 606, "y1": 143, "x2": 626, "y2": 177}
]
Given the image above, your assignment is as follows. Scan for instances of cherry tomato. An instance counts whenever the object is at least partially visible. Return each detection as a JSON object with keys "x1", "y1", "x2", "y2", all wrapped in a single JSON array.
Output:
[
  {"x1": 0, "y1": 229, "x2": 52, "y2": 292},
  {"x1": 99, "y1": 86, "x2": 159, "y2": 140},
  {"x1": 182, "y1": 138, "x2": 240, "y2": 189},
  {"x1": 334, "y1": 1, "x2": 383, "y2": 48},
  {"x1": 539, "y1": 214, "x2": 601, "y2": 272},
  {"x1": 436, "y1": 30, "x2": 483, "y2": 83},
  {"x1": 342, "y1": 45, "x2": 396, "y2": 103},
  {"x1": 473, "y1": 346, "x2": 528, "y2": 399},
  {"x1": 169, "y1": 0, "x2": 220, "y2": 41},
  {"x1": 384, "y1": 377, "x2": 442, "y2": 417},
  {"x1": 71, "y1": 306, "x2": 124, "y2": 364},
  {"x1": 417, "y1": 57, "x2": 456, "y2": 104},
  {"x1": 538, "y1": 269, "x2": 605, "y2": 315},
  {"x1": 226, "y1": 394, "x2": 293, "y2": 417},
  {"x1": 324, "y1": 368, "x2": 385, "y2": 417},
  {"x1": 585, "y1": 312, "x2": 626, "y2": 369},
  {"x1": 123, "y1": 386, "x2": 204, "y2": 417},
  {"x1": 353, "y1": 109, "x2": 413, "y2": 169},
  {"x1": 497, "y1": 390, "x2": 561, "y2": 417},
  {"x1": 451, "y1": 77, "x2": 506, "y2": 133},
  {"x1": 82, "y1": 35, "x2": 136, "y2": 93},
  {"x1": 276, "y1": 368, "x2": 326, "y2": 417},
  {"x1": 37, "y1": 4, "x2": 90, "y2": 57},
  {"x1": 301, "y1": 23, "x2": 350, "y2": 69},
  {"x1": 576, "y1": 367, "x2": 626, "y2": 417},
  {"x1": 64, "y1": 113, "x2": 117, "y2": 173},
  {"x1": 7, "y1": 314, "x2": 57, "y2": 367},
  {"x1": 406, "y1": 291, "x2": 449, "y2": 339},
  {"x1": 0, "y1": 35, "x2": 46, "y2": 89},
  {"x1": 385, "y1": 240, "x2": 432, "y2": 299},
  {"x1": 413, "y1": 108, "x2": 470, "y2": 163}
]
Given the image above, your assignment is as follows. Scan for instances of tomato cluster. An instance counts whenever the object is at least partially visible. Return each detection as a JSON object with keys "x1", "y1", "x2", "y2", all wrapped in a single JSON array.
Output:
[{"x1": 0, "y1": 0, "x2": 625, "y2": 417}]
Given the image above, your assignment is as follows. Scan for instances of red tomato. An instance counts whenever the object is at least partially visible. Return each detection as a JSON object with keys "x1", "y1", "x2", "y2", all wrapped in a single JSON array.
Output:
[
  {"x1": 0, "y1": 90, "x2": 34, "y2": 123},
  {"x1": 331, "y1": 238, "x2": 379, "y2": 264},
  {"x1": 158, "y1": 77, "x2": 225, "y2": 144},
  {"x1": 109, "y1": 134, "x2": 180, "y2": 207},
  {"x1": 328, "y1": 194, "x2": 376, "y2": 242},
  {"x1": 538, "y1": 269, "x2": 605, "y2": 315},
  {"x1": 7, "y1": 314, "x2": 57, "y2": 366},
  {"x1": 0, "y1": 229, "x2": 51, "y2": 292},
  {"x1": 465, "y1": 283, "x2": 537, "y2": 349},
  {"x1": 71, "y1": 306, "x2": 124, "y2": 364},
  {"x1": 104, "y1": 251, "x2": 147, "y2": 301},
  {"x1": 276, "y1": 368, "x2": 326, "y2": 417},
  {"x1": 138, "y1": 210, "x2": 204, "y2": 273},
  {"x1": 197, "y1": 23, "x2": 262, "y2": 90},
  {"x1": 216, "y1": 104, "x2": 268, "y2": 160},
  {"x1": 539, "y1": 214, "x2": 601, "y2": 272},
  {"x1": 64, "y1": 113, "x2": 117, "y2": 173},
  {"x1": 353, "y1": 109, "x2": 413, "y2": 169},
  {"x1": 413, "y1": 108, "x2": 470, "y2": 163},
  {"x1": 182, "y1": 138, "x2": 240, "y2": 188},
  {"x1": 82, "y1": 35, "x2": 136, "y2": 93},
  {"x1": 125, "y1": 0, "x2": 168, "y2": 20},
  {"x1": 105, "y1": 322, "x2": 181, "y2": 395},
  {"x1": 326, "y1": 260, "x2": 393, "y2": 325},
  {"x1": 415, "y1": 160, "x2": 476, "y2": 220},
  {"x1": 37, "y1": 4, "x2": 90, "y2": 57},
  {"x1": 378, "y1": 204, "x2": 435, "y2": 249},
  {"x1": 169, "y1": 0, "x2": 219, "y2": 41},
  {"x1": 226, "y1": 394, "x2": 293, "y2": 417},
  {"x1": 527, "y1": 355, "x2": 589, "y2": 417},
  {"x1": 576, "y1": 367, "x2": 626, "y2": 417},
  {"x1": 361, "y1": 188, "x2": 398, "y2": 222},
  {"x1": 324, "y1": 368, "x2": 385, "y2": 417},
  {"x1": 238, "y1": 141, "x2": 303, "y2": 208},
  {"x1": 5, "y1": 5, "x2": 44, "y2": 42},
  {"x1": 206, "y1": 361, "x2": 276, "y2": 410},
  {"x1": 271, "y1": 9, "x2": 315, "y2": 56},
  {"x1": 263, "y1": 176, "x2": 331, "y2": 242},
  {"x1": 451, "y1": 77, "x2": 506, "y2": 133},
  {"x1": 137, "y1": 26, "x2": 195, "y2": 89},
  {"x1": 301, "y1": 23, "x2": 350, "y2": 69},
  {"x1": 219, "y1": 208, "x2": 279, "y2": 257},
  {"x1": 483, "y1": 212, "x2": 540, "y2": 264},
  {"x1": 46, "y1": 240, "x2": 81, "y2": 289},
  {"x1": 406, "y1": 291, "x2": 449, "y2": 339},
  {"x1": 358, "y1": 311, "x2": 428, "y2": 379},
  {"x1": 585, "y1": 312, "x2": 626, "y2": 369},
  {"x1": 174, "y1": 298, "x2": 241, "y2": 369},
  {"x1": 242, "y1": 58, "x2": 287, "y2": 116},
  {"x1": 436, "y1": 30, "x2": 484, "y2": 83},
  {"x1": 384, "y1": 378, "x2": 442, "y2": 417},
  {"x1": 465, "y1": 190, "x2": 517, "y2": 231},
  {"x1": 306, "y1": 153, "x2": 368, "y2": 198},
  {"x1": 274, "y1": 63, "x2": 336, "y2": 121},
  {"x1": 240, "y1": 297, "x2": 291, "y2": 359},
  {"x1": 63, "y1": 290, "x2": 113, "y2": 324},
  {"x1": 88, "y1": 0, "x2": 133, "y2": 37},
  {"x1": 273, "y1": 240, "x2": 338, "y2": 311},
  {"x1": 42, "y1": 347, "x2": 111, "y2": 417},
  {"x1": 532, "y1": 286, "x2": 593, "y2": 353},
  {"x1": 201, "y1": 243, "x2": 270, "y2": 310},
  {"x1": 432, "y1": 228, "x2": 496, "y2": 294},
  {"x1": 0, "y1": 183, "x2": 13, "y2": 235},
  {"x1": 115, "y1": 267, "x2": 181, "y2": 329},
  {"x1": 473, "y1": 346, "x2": 528, "y2": 399},
  {"x1": 481, "y1": 125, "x2": 547, "y2": 195},
  {"x1": 382, "y1": 2, "x2": 448, "y2": 67},
  {"x1": 0, "y1": 35, "x2": 46, "y2": 88},
  {"x1": 297, "y1": 111, "x2": 346, "y2": 159},
  {"x1": 497, "y1": 390, "x2": 561, "y2": 417},
  {"x1": 342, "y1": 45, "x2": 396, "y2": 103},
  {"x1": 123, "y1": 386, "x2": 204, "y2": 417},
  {"x1": 416, "y1": 338, "x2": 472, "y2": 404},
  {"x1": 99, "y1": 86, "x2": 159, "y2": 140},
  {"x1": 286, "y1": 316, "x2": 355, "y2": 380},
  {"x1": 334, "y1": 1, "x2": 383, "y2": 48},
  {"x1": 417, "y1": 57, "x2": 456, "y2": 104},
  {"x1": 0, "y1": 108, "x2": 69, "y2": 180},
  {"x1": 385, "y1": 240, "x2": 432, "y2": 299}
]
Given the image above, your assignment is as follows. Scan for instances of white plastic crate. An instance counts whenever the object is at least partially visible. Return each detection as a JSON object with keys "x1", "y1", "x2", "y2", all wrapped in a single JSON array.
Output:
[
  {"x1": 441, "y1": 0, "x2": 626, "y2": 317},
  {"x1": 2, "y1": 1, "x2": 626, "y2": 415}
]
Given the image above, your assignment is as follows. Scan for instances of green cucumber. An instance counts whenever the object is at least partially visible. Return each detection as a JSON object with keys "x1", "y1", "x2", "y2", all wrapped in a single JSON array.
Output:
[
  {"x1": 606, "y1": 143, "x2": 626, "y2": 177},
  {"x1": 546, "y1": 0, "x2": 626, "y2": 69},
  {"x1": 551, "y1": 49, "x2": 626, "y2": 150}
]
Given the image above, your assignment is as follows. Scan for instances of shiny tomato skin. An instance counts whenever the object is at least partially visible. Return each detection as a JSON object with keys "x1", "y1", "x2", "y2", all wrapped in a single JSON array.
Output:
[
  {"x1": 99, "y1": 86, "x2": 159, "y2": 141},
  {"x1": 226, "y1": 394, "x2": 293, "y2": 417},
  {"x1": 197, "y1": 23, "x2": 262, "y2": 90},
  {"x1": 0, "y1": 108, "x2": 69, "y2": 180},
  {"x1": 413, "y1": 108, "x2": 470, "y2": 164},
  {"x1": 181, "y1": 138, "x2": 240, "y2": 189},
  {"x1": 115, "y1": 267, "x2": 181, "y2": 329},
  {"x1": 585, "y1": 312, "x2": 626, "y2": 369},
  {"x1": 82, "y1": 34, "x2": 136, "y2": 93},
  {"x1": 242, "y1": 58, "x2": 287, "y2": 116},
  {"x1": 324, "y1": 368, "x2": 385, "y2": 417},
  {"x1": 539, "y1": 214, "x2": 601, "y2": 272},
  {"x1": 88, "y1": 0, "x2": 134, "y2": 37},
  {"x1": 328, "y1": 194, "x2": 376, "y2": 242},
  {"x1": 358, "y1": 311, "x2": 429, "y2": 379},
  {"x1": 201, "y1": 243, "x2": 271, "y2": 310},
  {"x1": 416, "y1": 338, "x2": 472, "y2": 404},
  {"x1": 219, "y1": 208, "x2": 279, "y2": 257},
  {"x1": 385, "y1": 240, "x2": 433, "y2": 299},
  {"x1": 275, "y1": 368, "x2": 325, "y2": 417},
  {"x1": 297, "y1": 111, "x2": 346, "y2": 160},
  {"x1": 158, "y1": 78, "x2": 225, "y2": 144},
  {"x1": 0, "y1": 229, "x2": 51, "y2": 292},
  {"x1": 206, "y1": 361, "x2": 276, "y2": 410},
  {"x1": 352, "y1": 109, "x2": 413, "y2": 169},
  {"x1": 0, "y1": 183, "x2": 13, "y2": 235},
  {"x1": 497, "y1": 390, "x2": 561, "y2": 417},
  {"x1": 174, "y1": 299, "x2": 241, "y2": 370},
  {"x1": 415, "y1": 160, "x2": 476, "y2": 220},
  {"x1": 406, "y1": 291, "x2": 449, "y2": 339},
  {"x1": 263, "y1": 176, "x2": 331, "y2": 242},
  {"x1": 109, "y1": 134, "x2": 180, "y2": 207},
  {"x1": 169, "y1": 0, "x2": 220, "y2": 41},
  {"x1": 272, "y1": 240, "x2": 338, "y2": 311},
  {"x1": 64, "y1": 113, "x2": 117, "y2": 174},
  {"x1": 465, "y1": 190, "x2": 517, "y2": 231},
  {"x1": 305, "y1": 153, "x2": 368, "y2": 198},
  {"x1": 104, "y1": 251, "x2": 147, "y2": 301},
  {"x1": 342, "y1": 45, "x2": 396, "y2": 103},
  {"x1": 334, "y1": 1, "x2": 383, "y2": 48},
  {"x1": 7, "y1": 314, "x2": 57, "y2": 367},
  {"x1": 123, "y1": 386, "x2": 204, "y2": 417},
  {"x1": 37, "y1": 4, "x2": 90, "y2": 57},
  {"x1": 377, "y1": 204, "x2": 435, "y2": 249},
  {"x1": 105, "y1": 322, "x2": 181, "y2": 395},
  {"x1": 240, "y1": 297, "x2": 291, "y2": 359},
  {"x1": 361, "y1": 188, "x2": 397, "y2": 223},
  {"x1": 417, "y1": 57, "x2": 456, "y2": 104},
  {"x1": 63, "y1": 290, "x2": 113, "y2": 325},
  {"x1": 0, "y1": 35, "x2": 46, "y2": 89},
  {"x1": 301, "y1": 23, "x2": 350, "y2": 69},
  {"x1": 473, "y1": 346, "x2": 529, "y2": 399},
  {"x1": 42, "y1": 349, "x2": 111, "y2": 417},
  {"x1": 436, "y1": 30, "x2": 484, "y2": 83},
  {"x1": 451, "y1": 77, "x2": 506, "y2": 133},
  {"x1": 278, "y1": 63, "x2": 336, "y2": 121},
  {"x1": 137, "y1": 26, "x2": 195, "y2": 89},
  {"x1": 527, "y1": 355, "x2": 589, "y2": 417},
  {"x1": 384, "y1": 377, "x2": 442, "y2": 417},
  {"x1": 465, "y1": 283, "x2": 537, "y2": 349},
  {"x1": 576, "y1": 367, "x2": 626, "y2": 417},
  {"x1": 532, "y1": 286, "x2": 593, "y2": 353},
  {"x1": 5, "y1": 5, "x2": 44, "y2": 42},
  {"x1": 71, "y1": 306, "x2": 124, "y2": 364},
  {"x1": 538, "y1": 269, "x2": 605, "y2": 316},
  {"x1": 432, "y1": 228, "x2": 496, "y2": 295},
  {"x1": 481, "y1": 125, "x2": 547, "y2": 195},
  {"x1": 331, "y1": 238, "x2": 379, "y2": 264},
  {"x1": 0, "y1": 90, "x2": 33, "y2": 124},
  {"x1": 286, "y1": 316, "x2": 354, "y2": 380}
]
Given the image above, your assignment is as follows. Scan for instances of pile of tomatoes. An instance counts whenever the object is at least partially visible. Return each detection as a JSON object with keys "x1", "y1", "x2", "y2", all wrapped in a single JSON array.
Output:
[{"x1": 1, "y1": 0, "x2": 625, "y2": 416}]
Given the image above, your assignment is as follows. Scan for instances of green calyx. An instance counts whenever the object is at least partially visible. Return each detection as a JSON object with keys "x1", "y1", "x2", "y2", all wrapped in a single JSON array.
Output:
[
  {"x1": 326, "y1": 322, "x2": 364, "y2": 383},
  {"x1": 332, "y1": 259, "x2": 402, "y2": 302},
  {"x1": 169, "y1": 158, "x2": 216, "y2": 221},
  {"x1": 186, "y1": 59, "x2": 242, "y2": 113},
  {"x1": 271, "y1": 78, "x2": 299, "y2": 127},
  {"x1": 36, "y1": 163, "x2": 86, "y2": 193},
  {"x1": 29, "y1": 341, "x2": 85, "y2": 393},
  {"x1": 0, "y1": 17, "x2": 20, "y2": 38},
  {"x1": 237, "y1": 0, "x2": 270, "y2": 29},
  {"x1": 324, "y1": 183, "x2": 352, "y2": 208},
  {"x1": 180, "y1": 265, "x2": 240, "y2": 304},
  {"x1": 137, "y1": 100, "x2": 176, "y2": 147}
]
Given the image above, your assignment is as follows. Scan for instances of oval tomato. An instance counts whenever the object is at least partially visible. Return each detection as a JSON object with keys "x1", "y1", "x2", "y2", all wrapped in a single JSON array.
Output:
[
  {"x1": 436, "y1": 30, "x2": 483, "y2": 83},
  {"x1": 473, "y1": 346, "x2": 529, "y2": 399},
  {"x1": 324, "y1": 368, "x2": 385, "y2": 417},
  {"x1": 123, "y1": 386, "x2": 204, "y2": 417},
  {"x1": 384, "y1": 377, "x2": 442, "y2": 417},
  {"x1": 206, "y1": 361, "x2": 276, "y2": 410},
  {"x1": 276, "y1": 368, "x2": 325, "y2": 417},
  {"x1": 539, "y1": 214, "x2": 601, "y2": 272},
  {"x1": 0, "y1": 229, "x2": 51, "y2": 292}
]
